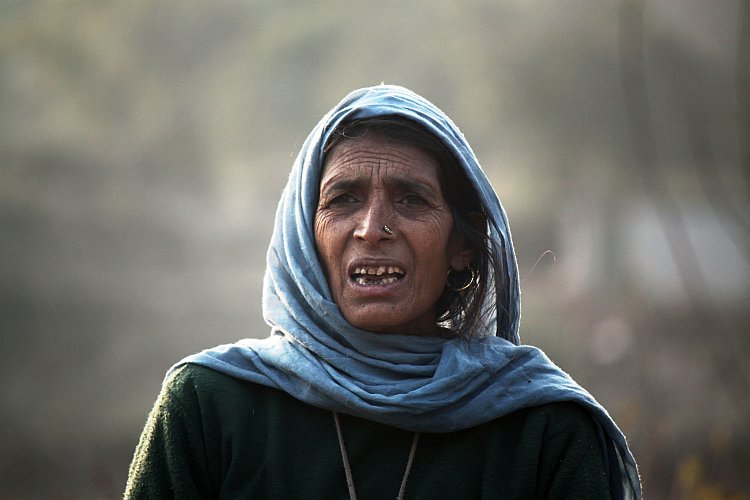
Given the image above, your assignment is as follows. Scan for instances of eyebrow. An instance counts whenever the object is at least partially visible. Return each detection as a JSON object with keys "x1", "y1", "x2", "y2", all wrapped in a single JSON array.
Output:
[
  {"x1": 320, "y1": 176, "x2": 439, "y2": 198},
  {"x1": 387, "y1": 177, "x2": 438, "y2": 196},
  {"x1": 319, "y1": 178, "x2": 365, "y2": 195}
]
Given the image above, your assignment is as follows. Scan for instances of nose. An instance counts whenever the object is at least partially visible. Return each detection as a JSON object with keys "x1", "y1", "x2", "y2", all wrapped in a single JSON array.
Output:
[{"x1": 353, "y1": 197, "x2": 394, "y2": 244}]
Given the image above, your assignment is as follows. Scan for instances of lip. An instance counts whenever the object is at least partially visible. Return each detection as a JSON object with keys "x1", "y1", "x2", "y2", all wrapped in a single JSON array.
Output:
[{"x1": 346, "y1": 258, "x2": 407, "y2": 292}]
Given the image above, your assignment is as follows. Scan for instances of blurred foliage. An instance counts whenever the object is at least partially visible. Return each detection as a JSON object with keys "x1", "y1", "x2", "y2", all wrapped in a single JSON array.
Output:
[{"x1": 1, "y1": 0, "x2": 748, "y2": 498}]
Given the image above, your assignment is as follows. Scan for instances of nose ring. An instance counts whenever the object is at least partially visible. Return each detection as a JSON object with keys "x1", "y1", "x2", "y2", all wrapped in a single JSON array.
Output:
[{"x1": 383, "y1": 225, "x2": 394, "y2": 235}]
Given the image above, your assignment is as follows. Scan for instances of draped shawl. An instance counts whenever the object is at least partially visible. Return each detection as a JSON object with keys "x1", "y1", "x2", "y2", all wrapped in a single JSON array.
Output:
[{"x1": 173, "y1": 84, "x2": 641, "y2": 499}]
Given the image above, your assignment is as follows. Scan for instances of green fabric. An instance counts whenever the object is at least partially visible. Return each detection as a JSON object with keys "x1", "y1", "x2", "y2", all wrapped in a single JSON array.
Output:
[{"x1": 126, "y1": 364, "x2": 611, "y2": 499}]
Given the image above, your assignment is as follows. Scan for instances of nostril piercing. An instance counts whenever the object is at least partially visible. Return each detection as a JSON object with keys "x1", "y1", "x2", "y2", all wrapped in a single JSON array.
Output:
[{"x1": 383, "y1": 225, "x2": 394, "y2": 235}]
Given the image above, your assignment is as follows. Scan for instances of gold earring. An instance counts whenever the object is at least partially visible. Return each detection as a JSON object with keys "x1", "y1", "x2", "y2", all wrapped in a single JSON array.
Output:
[{"x1": 446, "y1": 266, "x2": 477, "y2": 292}]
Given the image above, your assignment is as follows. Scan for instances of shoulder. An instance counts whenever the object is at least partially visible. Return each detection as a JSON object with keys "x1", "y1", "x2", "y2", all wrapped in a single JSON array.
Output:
[
  {"x1": 163, "y1": 363, "x2": 288, "y2": 407},
  {"x1": 508, "y1": 401, "x2": 603, "y2": 444},
  {"x1": 468, "y1": 401, "x2": 605, "y2": 463},
  {"x1": 498, "y1": 402, "x2": 611, "y2": 497},
  {"x1": 165, "y1": 362, "x2": 247, "y2": 394},
  {"x1": 442, "y1": 401, "x2": 603, "y2": 458},
  {"x1": 522, "y1": 401, "x2": 601, "y2": 428},
  {"x1": 161, "y1": 363, "x2": 315, "y2": 429}
]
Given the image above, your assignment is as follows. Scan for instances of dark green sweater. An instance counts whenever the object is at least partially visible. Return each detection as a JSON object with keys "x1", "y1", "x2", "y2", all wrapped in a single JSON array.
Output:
[{"x1": 125, "y1": 364, "x2": 611, "y2": 499}]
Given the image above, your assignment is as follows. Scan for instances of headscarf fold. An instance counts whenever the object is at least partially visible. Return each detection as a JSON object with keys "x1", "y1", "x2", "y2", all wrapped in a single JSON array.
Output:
[{"x1": 173, "y1": 84, "x2": 641, "y2": 499}]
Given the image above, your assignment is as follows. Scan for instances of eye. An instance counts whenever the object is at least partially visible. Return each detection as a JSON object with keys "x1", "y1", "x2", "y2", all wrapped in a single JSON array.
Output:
[
  {"x1": 329, "y1": 193, "x2": 359, "y2": 205},
  {"x1": 400, "y1": 194, "x2": 428, "y2": 206}
]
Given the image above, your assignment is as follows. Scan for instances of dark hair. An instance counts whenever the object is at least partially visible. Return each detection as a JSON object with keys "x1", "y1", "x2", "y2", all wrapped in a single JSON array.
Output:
[{"x1": 322, "y1": 116, "x2": 506, "y2": 339}]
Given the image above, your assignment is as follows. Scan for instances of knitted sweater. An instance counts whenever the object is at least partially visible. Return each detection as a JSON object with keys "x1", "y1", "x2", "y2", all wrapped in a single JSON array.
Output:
[{"x1": 125, "y1": 364, "x2": 611, "y2": 499}]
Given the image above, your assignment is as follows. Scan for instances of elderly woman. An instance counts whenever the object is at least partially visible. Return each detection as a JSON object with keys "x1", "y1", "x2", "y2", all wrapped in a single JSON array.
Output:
[{"x1": 125, "y1": 85, "x2": 641, "y2": 499}]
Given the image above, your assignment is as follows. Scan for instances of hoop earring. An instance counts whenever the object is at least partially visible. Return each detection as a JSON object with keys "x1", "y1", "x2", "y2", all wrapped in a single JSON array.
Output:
[{"x1": 446, "y1": 266, "x2": 477, "y2": 292}]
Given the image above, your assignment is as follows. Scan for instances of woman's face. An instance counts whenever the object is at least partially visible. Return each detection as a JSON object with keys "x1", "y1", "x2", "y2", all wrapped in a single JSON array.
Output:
[{"x1": 314, "y1": 134, "x2": 471, "y2": 336}]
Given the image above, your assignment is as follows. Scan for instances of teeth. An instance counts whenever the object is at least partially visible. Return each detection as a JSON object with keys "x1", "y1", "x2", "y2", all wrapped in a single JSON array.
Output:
[
  {"x1": 353, "y1": 266, "x2": 404, "y2": 276},
  {"x1": 351, "y1": 264, "x2": 404, "y2": 286},
  {"x1": 354, "y1": 276, "x2": 400, "y2": 285}
]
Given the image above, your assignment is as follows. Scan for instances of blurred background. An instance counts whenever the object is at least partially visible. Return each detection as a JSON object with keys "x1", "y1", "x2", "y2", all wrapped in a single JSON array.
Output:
[{"x1": 1, "y1": 0, "x2": 748, "y2": 498}]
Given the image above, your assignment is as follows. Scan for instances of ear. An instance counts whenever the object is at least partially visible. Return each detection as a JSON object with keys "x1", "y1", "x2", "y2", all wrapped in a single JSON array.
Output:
[{"x1": 449, "y1": 211, "x2": 485, "y2": 271}]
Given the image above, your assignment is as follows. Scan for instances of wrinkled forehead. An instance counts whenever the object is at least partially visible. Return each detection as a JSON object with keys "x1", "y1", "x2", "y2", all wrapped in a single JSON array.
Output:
[
  {"x1": 318, "y1": 135, "x2": 443, "y2": 194},
  {"x1": 322, "y1": 132, "x2": 439, "y2": 172}
]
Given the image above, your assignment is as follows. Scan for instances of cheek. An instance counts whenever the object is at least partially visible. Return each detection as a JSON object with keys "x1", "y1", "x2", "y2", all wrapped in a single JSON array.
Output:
[
  {"x1": 416, "y1": 219, "x2": 455, "y2": 282},
  {"x1": 415, "y1": 216, "x2": 454, "y2": 255},
  {"x1": 314, "y1": 214, "x2": 342, "y2": 277}
]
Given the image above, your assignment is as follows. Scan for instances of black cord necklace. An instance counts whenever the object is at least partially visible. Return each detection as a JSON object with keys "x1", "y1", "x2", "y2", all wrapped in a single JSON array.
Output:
[{"x1": 332, "y1": 412, "x2": 421, "y2": 500}]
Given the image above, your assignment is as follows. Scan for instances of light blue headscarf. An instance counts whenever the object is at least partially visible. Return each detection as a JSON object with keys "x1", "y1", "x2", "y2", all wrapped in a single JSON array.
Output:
[{"x1": 173, "y1": 85, "x2": 641, "y2": 499}]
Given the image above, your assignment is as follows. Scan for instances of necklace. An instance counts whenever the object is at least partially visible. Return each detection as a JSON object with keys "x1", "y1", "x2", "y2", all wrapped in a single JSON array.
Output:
[{"x1": 332, "y1": 412, "x2": 421, "y2": 500}]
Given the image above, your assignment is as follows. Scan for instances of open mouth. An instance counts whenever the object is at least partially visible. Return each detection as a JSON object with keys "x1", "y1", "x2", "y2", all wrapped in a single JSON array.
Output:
[{"x1": 350, "y1": 265, "x2": 405, "y2": 286}]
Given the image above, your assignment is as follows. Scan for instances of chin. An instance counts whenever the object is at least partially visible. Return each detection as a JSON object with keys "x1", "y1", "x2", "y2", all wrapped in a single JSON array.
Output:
[
  {"x1": 343, "y1": 310, "x2": 436, "y2": 337},
  {"x1": 344, "y1": 315, "x2": 395, "y2": 333}
]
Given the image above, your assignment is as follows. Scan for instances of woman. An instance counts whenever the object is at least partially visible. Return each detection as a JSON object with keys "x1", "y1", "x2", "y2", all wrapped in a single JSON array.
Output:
[{"x1": 125, "y1": 85, "x2": 641, "y2": 499}]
